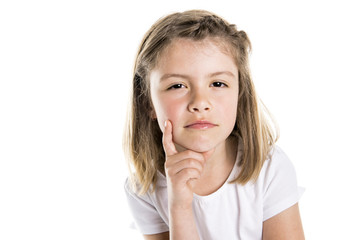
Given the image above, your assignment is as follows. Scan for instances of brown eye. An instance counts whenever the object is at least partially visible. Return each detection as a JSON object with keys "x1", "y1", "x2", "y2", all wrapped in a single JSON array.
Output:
[
  {"x1": 168, "y1": 84, "x2": 185, "y2": 90},
  {"x1": 211, "y1": 82, "x2": 227, "y2": 87}
]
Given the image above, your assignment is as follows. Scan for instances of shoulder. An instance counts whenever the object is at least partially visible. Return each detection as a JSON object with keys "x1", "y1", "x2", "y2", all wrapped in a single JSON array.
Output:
[
  {"x1": 124, "y1": 172, "x2": 168, "y2": 205},
  {"x1": 124, "y1": 177, "x2": 151, "y2": 204},
  {"x1": 259, "y1": 145, "x2": 304, "y2": 221},
  {"x1": 261, "y1": 146, "x2": 297, "y2": 181},
  {"x1": 124, "y1": 175, "x2": 170, "y2": 235}
]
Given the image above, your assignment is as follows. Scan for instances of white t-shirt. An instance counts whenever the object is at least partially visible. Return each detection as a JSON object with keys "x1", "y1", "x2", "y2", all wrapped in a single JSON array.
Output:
[{"x1": 124, "y1": 146, "x2": 304, "y2": 239}]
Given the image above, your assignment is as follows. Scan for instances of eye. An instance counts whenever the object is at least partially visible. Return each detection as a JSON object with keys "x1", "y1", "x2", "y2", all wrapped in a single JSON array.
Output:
[
  {"x1": 211, "y1": 81, "x2": 228, "y2": 88},
  {"x1": 167, "y1": 83, "x2": 186, "y2": 90}
]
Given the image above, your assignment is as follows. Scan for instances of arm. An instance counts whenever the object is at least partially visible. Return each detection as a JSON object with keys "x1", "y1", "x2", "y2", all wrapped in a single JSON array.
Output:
[
  {"x1": 162, "y1": 120, "x2": 212, "y2": 240},
  {"x1": 142, "y1": 207, "x2": 199, "y2": 240},
  {"x1": 168, "y1": 206, "x2": 199, "y2": 240},
  {"x1": 262, "y1": 203, "x2": 305, "y2": 240}
]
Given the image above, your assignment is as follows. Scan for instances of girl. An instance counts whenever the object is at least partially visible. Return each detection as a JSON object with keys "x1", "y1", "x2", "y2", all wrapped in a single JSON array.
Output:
[{"x1": 124, "y1": 10, "x2": 305, "y2": 240}]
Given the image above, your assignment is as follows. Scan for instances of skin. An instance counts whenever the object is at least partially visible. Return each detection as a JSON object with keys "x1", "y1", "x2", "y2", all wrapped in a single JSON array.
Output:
[
  {"x1": 150, "y1": 38, "x2": 239, "y2": 154},
  {"x1": 145, "y1": 38, "x2": 305, "y2": 240}
]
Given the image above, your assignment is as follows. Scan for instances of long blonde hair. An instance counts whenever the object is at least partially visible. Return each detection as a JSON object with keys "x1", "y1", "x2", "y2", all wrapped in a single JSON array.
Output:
[{"x1": 123, "y1": 10, "x2": 278, "y2": 194}]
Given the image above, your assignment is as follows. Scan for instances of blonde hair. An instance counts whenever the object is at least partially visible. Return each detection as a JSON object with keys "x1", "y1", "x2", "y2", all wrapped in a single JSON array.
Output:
[{"x1": 123, "y1": 10, "x2": 278, "y2": 194}]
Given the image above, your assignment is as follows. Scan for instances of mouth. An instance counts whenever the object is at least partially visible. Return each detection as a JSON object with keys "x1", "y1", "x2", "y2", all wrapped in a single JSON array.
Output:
[{"x1": 184, "y1": 120, "x2": 218, "y2": 130}]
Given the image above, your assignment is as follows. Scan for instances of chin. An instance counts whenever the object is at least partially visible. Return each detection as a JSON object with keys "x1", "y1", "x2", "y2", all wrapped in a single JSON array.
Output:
[
  {"x1": 177, "y1": 142, "x2": 215, "y2": 153},
  {"x1": 173, "y1": 132, "x2": 227, "y2": 153}
]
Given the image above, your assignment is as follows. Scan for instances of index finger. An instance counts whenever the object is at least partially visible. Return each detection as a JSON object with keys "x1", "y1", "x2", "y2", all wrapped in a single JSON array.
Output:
[{"x1": 162, "y1": 120, "x2": 178, "y2": 156}]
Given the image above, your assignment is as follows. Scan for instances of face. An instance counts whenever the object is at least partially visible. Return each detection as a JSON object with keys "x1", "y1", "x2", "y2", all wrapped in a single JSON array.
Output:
[{"x1": 149, "y1": 38, "x2": 239, "y2": 153}]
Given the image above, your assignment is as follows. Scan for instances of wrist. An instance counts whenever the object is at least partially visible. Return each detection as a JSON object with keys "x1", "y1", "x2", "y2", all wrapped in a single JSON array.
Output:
[
  {"x1": 169, "y1": 203, "x2": 193, "y2": 214},
  {"x1": 169, "y1": 204, "x2": 199, "y2": 240}
]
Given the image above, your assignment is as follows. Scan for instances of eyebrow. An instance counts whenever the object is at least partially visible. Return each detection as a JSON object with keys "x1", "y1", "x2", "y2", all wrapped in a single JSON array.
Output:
[
  {"x1": 160, "y1": 71, "x2": 236, "y2": 81},
  {"x1": 160, "y1": 73, "x2": 191, "y2": 82},
  {"x1": 209, "y1": 71, "x2": 236, "y2": 78}
]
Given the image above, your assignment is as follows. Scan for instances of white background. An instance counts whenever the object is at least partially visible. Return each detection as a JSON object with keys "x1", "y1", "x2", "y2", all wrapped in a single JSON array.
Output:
[{"x1": 1, "y1": 0, "x2": 359, "y2": 239}]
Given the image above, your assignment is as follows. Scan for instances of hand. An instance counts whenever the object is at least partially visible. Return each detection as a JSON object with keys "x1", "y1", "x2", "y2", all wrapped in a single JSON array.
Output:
[{"x1": 162, "y1": 120, "x2": 214, "y2": 210}]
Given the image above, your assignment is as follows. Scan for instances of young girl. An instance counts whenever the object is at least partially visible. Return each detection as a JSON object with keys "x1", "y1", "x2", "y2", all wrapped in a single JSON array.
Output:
[{"x1": 124, "y1": 10, "x2": 305, "y2": 240}]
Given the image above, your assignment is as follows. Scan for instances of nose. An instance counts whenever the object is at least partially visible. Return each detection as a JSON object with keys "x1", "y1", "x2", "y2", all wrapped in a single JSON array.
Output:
[{"x1": 188, "y1": 90, "x2": 212, "y2": 113}]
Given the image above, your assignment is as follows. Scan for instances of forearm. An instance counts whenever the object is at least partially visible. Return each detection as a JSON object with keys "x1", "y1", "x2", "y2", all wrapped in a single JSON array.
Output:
[{"x1": 169, "y1": 206, "x2": 199, "y2": 240}]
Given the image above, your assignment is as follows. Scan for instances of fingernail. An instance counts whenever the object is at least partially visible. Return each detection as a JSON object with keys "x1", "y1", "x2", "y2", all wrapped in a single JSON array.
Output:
[{"x1": 164, "y1": 120, "x2": 167, "y2": 127}]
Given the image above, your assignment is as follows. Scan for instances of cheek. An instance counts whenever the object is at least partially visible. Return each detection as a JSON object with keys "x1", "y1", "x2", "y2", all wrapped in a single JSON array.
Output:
[
  {"x1": 162, "y1": 100, "x2": 182, "y2": 120},
  {"x1": 154, "y1": 96, "x2": 184, "y2": 130},
  {"x1": 218, "y1": 94, "x2": 238, "y2": 129},
  {"x1": 220, "y1": 93, "x2": 238, "y2": 115}
]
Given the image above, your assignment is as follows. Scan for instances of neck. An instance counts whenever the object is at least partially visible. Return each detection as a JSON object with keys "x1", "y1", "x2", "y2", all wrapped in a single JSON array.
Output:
[
  {"x1": 205, "y1": 136, "x2": 237, "y2": 169},
  {"x1": 192, "y1": 136, "x2": 238, "y2": 196}
]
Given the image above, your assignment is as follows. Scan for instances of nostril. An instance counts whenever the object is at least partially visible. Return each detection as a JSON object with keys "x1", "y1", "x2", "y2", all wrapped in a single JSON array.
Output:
[
  {"x1": 188, "y1": 99, "x2": 211, "y2": 112},
  {"x1": 191, "y1": 106, "x2": 210, "y2": 112}
]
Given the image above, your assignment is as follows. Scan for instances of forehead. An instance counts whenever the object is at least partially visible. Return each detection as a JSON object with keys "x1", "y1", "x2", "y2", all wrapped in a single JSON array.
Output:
[{"x1": 154, "y1": 38, "x2": 237, "y2": 71}]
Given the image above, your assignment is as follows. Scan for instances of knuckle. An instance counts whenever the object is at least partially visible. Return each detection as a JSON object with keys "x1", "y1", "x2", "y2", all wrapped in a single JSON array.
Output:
[
  {"x1": 184, "y1": 150, "x2": 203, "y2": 161},
  {"x1": 183, "y1": 150, "x2": 194, "y2": 158},
  {"x1": 187, "y1": 158, "x2": 197, "y2": 167},
  {"x1": 184, "y1": 168, "x2": 195, "y2": 176},
  {"x1": 168, "y1": 168, "x2": 176, "y2": 177}
]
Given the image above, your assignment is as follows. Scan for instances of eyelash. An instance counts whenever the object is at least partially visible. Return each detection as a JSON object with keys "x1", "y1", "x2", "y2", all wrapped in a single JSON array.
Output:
[
  {"x1": 167, "y1": 84, "x2": 185, "y2": 90},
  {"x1": 211, "y1": 81, "x2": 228, "y2": 88},
  {"x1": 167, "y1": 81, "x2": 228, "y2": 90}
]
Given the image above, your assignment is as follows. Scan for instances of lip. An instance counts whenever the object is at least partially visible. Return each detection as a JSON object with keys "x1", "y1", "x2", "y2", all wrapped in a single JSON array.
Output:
[{"x1": 185, "y1": 120, "x2": 218, "y2": 130}]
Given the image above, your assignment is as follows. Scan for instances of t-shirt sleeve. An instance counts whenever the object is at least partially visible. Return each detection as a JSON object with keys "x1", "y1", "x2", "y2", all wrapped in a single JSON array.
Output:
[
  {"x1": 124, "y1": 178, "x2": 169, "y2": 235},
  {"x1": 262, "y1": 147, "x2": 305, "y2": 221}
]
